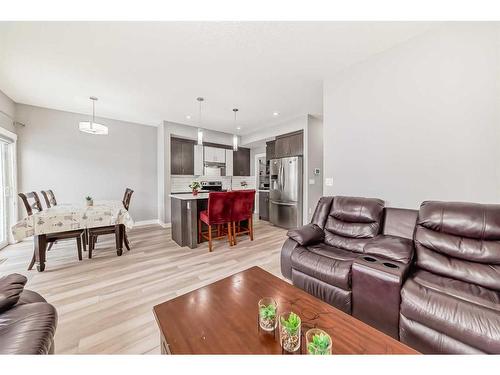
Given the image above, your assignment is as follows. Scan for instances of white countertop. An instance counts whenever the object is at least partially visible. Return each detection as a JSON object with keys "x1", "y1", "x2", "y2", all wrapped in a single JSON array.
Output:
[{"x1": 169, "y1": 193, "x2": 211, "y2": 200}]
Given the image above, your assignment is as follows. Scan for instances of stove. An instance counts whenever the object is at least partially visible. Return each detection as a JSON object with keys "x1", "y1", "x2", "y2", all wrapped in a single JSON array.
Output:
[{"x1": 201, "y1": 181, "x2": 223, "y2": 192}]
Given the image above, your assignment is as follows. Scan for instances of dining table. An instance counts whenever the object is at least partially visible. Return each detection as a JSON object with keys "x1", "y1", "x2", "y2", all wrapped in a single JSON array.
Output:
[{"x1": 11, "y1": 200, "x2": 134, "y2": 272}]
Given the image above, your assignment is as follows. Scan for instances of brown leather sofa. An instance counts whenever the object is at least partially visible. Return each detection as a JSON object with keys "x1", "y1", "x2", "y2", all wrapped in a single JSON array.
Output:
[
  {"x1": 399, "y1": 201, "x2": 500, "y2": 354},
  {"x1": 281, "y1": 196, "x2": 500, "y2": 354},
  {"x1": 0, "y1": 273, "x2": 57, "y2": 354}
]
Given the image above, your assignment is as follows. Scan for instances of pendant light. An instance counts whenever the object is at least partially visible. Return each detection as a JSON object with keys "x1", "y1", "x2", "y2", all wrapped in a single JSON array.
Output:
[
  {"x1": 232, "y1": 108, "x2": 239, "y2": 151},
  {"x1": 79, "y1": 96, "x2": 108, "y2": 135},
  {"x1": 197, "y1": 97, "x2": 204, "y2": 145}
]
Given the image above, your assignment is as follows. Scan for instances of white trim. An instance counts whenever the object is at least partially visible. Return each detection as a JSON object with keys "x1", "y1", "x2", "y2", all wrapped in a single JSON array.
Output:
[
  {"x1": 254, "y1": 152, "x2": 266, "y2": 214},
  {"x1": 0, "y1": 126, "x2": 17, "y2": 141},
  {"x1": 134, "y1": 219, "x2": 171, "y2": 228}
]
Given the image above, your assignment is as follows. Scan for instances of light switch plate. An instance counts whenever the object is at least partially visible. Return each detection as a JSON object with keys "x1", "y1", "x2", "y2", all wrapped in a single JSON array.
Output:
[
  {"x1": 309, "y1": 179, "x2": 315, "y2": 185},
  {"x1": 325, "y1": 177, "x2": 334, "y2": 186}
]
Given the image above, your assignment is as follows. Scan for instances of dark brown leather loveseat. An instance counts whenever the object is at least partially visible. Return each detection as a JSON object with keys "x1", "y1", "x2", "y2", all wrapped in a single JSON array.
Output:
[
  {"x1": 0, "y1": 273, "x2": 57, "y2": 354},
  {"x1": 281, "y1": 196, "x2": 500, "y2": 354}
]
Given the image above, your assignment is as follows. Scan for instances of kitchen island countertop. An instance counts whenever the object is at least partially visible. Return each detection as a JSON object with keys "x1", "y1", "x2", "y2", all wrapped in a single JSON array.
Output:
[{"x1": 169, "y1": 193, "x2": 211, "y2": 200}]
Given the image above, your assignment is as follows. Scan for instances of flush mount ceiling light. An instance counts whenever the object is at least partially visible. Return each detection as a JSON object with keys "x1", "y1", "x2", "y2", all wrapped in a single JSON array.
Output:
[
  {"x1": 232, "y1": 108, "x2": 239, "y2": 152},
  {"x1": 197, "y1": 97, "x2": 204, "y2": 145},
  {"x1": 79, "y1": 96, "x2": 108, "y2": 135},
  {"x1": 185, "y1": 115, "x2": 192, "y2": 120},
  {"x1": 273, "y1": 111, "x2": 280, "y2": 117}
]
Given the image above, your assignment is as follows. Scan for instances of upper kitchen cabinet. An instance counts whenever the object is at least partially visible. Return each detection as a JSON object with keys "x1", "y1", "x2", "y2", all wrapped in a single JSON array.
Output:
[
  {"x1": 233, "y1": 147, "x2": 250, "y2": 176},
  {"x1": 266, "y1": 140, "x2": 276, "y2": 160},
  {"x1": 204, "y1": 146, "x2": 226, "y2": 163},
  {"x1": 274, "y1": 131, "x2": 303, "y2": 158},
  {"x1": 171, "y1": 137, "x2": 195, "y2": 175},
  {"x1": 225, "y1": 149, "x2": 234, "y2": 176}
]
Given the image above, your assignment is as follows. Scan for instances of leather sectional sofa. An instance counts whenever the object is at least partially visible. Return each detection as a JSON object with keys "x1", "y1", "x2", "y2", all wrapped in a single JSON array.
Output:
[
  {"x1": 281, "y1": 196, "x2": 500, "y2": 354},
  {"x1": 0, "y1": 273, "x2": 57, "y2": 354}
]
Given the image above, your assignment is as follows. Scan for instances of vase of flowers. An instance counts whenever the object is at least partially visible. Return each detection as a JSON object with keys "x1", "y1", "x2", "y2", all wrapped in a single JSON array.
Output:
[
  {"x1": 258, "y1": 297, "x2": 277, "y2": 332},
  {"x1": 279, "y1": 311, "x2": 301, "y2": 353},
  {"x1": 306, "y1": 328, "x2": 332, "y2": 355},
  {"x1": 189, "y1": 181, "x2": 201, "y2": 196},
  {"x1": 85, "y1": 196, "x2": 93, "y2": 207}
]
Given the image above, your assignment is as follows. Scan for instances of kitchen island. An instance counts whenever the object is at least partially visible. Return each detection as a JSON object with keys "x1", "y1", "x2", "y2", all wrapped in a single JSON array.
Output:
[{"x1": 170, "y1": 193, "x2": 210, "y2": 249}]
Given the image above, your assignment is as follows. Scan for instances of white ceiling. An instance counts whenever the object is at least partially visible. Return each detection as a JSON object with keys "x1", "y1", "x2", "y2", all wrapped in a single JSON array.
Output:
[{"x1": 0, "y1": 22, "x2": 435, "y2": 134}]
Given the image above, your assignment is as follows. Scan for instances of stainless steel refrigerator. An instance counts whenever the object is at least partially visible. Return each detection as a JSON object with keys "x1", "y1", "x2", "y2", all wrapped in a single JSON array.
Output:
[{"x1": 269, "y1": 156, "x2": 303, "y2": 229}]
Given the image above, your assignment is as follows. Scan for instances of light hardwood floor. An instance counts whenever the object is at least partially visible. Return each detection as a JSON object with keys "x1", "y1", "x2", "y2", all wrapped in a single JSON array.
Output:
[{"x1": 0, "y1": 219, "x2": 287, "y2": 354}]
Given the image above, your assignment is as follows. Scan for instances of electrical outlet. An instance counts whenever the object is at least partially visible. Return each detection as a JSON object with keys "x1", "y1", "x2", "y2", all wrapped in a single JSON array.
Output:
[{"x1": 309, "y1": 179, "x2": 315, "y2": 185}]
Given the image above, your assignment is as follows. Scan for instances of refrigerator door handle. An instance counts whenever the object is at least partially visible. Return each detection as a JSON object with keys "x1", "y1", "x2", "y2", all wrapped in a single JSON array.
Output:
[{"x1": 271, "y1": 201, "x2": 297, "y2": 206}]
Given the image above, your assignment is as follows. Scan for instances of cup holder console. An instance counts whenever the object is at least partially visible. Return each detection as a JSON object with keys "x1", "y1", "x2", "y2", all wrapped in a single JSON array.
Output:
[
  {"x1": 383, "y1": 262, "x2": 399, "y2": 269},
  {"x1": 363, "y1": 256, "x2": 377, "y2": 262}
]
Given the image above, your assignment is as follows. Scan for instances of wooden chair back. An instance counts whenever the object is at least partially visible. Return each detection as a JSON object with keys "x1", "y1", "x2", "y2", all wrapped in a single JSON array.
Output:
[
  {"x1": 18, "y1": 192, "x2": 43, "y2": 216},
  {"x1": 122, "y1": 188, "x2": 134, "y2": 210},
  {"x1": 41, "y1": 189, "x2": 57, "y2": 208}
]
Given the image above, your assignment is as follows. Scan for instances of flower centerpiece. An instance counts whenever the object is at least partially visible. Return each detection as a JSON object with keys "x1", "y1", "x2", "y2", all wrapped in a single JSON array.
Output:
[
  {"x1": 306, "y1": 328, "x2": 332, "y2": 355},
  {"x1": 189, "y1": 181, "x2": 201, "y2": 196},
  {"x1": 279, "y1": 311, "x2": 301, "y2": 352},
  {"x1": 85, "y1": 196, "x2": 93, "y2": 207},
  {"x1": 258, "y1": 298, "x2": 277, "y2": 332}
]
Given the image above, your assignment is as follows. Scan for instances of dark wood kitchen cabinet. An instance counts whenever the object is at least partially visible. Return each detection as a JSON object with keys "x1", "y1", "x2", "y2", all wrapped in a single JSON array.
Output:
[
  {"x1": 274, "y1": 131, "x2": 303, "y2": 158},
  {"x1": 259, "y1": 191, "x2": 269, "y2": 221},
  {"x1": 233, "y1": 147, "x2": 250, "y2": 176},
  {"x1": 171, "y1": 137, "x2": 195, "y2": 175},
  {"x1": 266, "y1": 140, "x2": 276, "y2": 160}
]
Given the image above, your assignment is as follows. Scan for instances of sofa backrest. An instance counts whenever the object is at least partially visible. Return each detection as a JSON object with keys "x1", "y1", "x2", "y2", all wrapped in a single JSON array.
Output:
[
  {"x1": 323, "y1": 196, "x2": 385, "y2": 253},
  {"x1": 382, "y1": 207, "x2": 418, "y2": 240},
  {"x1": 414, "y1": 201, "x2": 500, "y2": 290}
]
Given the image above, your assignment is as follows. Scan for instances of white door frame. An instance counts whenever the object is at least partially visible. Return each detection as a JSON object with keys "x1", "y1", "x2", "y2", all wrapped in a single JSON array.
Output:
[
  {"x1": 254, "y1": 152, "x2": 266, "y2": 214},
  {"x1": 0, "y1": 126, "x2": 18, "y2": 249}
]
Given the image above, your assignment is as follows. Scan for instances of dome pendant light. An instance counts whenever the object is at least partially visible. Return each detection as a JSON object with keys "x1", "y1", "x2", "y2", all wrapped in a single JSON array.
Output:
[
  {"x1": 79, "y1": 96, "x2": 108, "y2": 135},
  {"x1": 232, "y1": 108, "x2": 239, "y2": 151},
  {"x1": 197, "y1": 97, "x2": 204, "y2": 145}
]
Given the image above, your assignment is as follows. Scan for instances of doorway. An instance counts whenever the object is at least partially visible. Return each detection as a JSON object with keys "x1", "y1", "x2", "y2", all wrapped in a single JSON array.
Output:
[{"x1": 0, "y1": 127, "x2": 17, "y2": 250}]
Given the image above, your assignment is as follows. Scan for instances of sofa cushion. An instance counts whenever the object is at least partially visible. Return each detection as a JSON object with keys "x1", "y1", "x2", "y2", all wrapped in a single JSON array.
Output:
[
  {"x1": 364, "y1": 235, "x2": 414, "y2": 263},
  {"x1": 415, "y1": 201, "x2": 500, "y2": 290},
  {"x1": 287, "y1": 224, "x2": 324, "y2": 246},
  {"x1": 291, "y1": 243, "x2": 358, "y2": 290},
  {"x1": 0, "y1": 302, "x2": 57, "y2": 354},
  {"x1": 0, "y1": 274, "x2": 27, "y2": 313},
  {"x1": 400, "y1": 270, "x2": 500, "y2": 353}
]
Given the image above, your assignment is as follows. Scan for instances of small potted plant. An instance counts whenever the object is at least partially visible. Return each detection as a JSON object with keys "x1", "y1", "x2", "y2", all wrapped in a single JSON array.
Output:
[
  {"x1": 279, "y1": 311, "x2": 301, "y2": 352},
  {"x1": 258, "y1": 298, "x2": 277, "y2": 332},
  {"x1": 189, "y1": 181, "x2": 201, "y2": 196},
  {"x1": 306, "y1": 328, "x2": 332, "y2": 355},
  {"x1": 85, "y1": 196, "x2": 94, "y2": 207}
]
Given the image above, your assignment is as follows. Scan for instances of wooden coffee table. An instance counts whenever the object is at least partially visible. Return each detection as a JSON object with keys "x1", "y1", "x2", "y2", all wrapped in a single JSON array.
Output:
[{"x1": 153, "y1": 266, "x2": 418, "y2": 354}]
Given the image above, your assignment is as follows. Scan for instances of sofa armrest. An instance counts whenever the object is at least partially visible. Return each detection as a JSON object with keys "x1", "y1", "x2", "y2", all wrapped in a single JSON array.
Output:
[
  {"x1": 352, "y1": 255, "x2": 411, "y2": 339},
  {"x1": 0, "y1": 273, "x2": 28, "y2": 313},
  {"x1": 364, "y1": 235, "x2": 414, "y2": 264},
  {"x1": 281, "y1": 238, "x2": 301, "y2": 280},
  {"x1": 286, "y1": 224, "x2": 325, "y2": 246}
]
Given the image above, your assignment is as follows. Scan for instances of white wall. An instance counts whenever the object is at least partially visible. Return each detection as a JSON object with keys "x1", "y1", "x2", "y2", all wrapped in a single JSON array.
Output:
[
  {"x1": 15, "y1": 104, "x2": 158, "y2": 221},
  {"x1": 323, "y1": 23, "x2": 500, "y2": 208}
]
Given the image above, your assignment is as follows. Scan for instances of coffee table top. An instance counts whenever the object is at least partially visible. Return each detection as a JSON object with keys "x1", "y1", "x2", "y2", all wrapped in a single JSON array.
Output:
[{"x1": 153, "y1": 266, "x2": 418, "y2": 354}]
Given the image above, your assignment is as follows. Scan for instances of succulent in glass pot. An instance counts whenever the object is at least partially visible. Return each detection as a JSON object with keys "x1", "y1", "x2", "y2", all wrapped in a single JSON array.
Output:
[
  {"x1": 306, "y1": 328, "x2": 332, "y2": 355},
  {"x1": 258, "y1": 298, "x2": 277, "y2": 331},
  {"x1": 279, "y1": 311, "x2": 301, "y2": 352}
]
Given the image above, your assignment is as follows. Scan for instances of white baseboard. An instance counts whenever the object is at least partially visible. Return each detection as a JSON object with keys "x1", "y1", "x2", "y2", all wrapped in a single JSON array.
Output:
[{"x1": 134, "y1": 219, "x2": 171, "y2": 228}]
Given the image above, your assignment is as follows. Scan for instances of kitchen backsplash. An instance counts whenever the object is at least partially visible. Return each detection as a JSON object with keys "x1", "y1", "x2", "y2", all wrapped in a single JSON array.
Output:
[{"x1": 171, "y1": 176, "x2": 255, "y2": 193}]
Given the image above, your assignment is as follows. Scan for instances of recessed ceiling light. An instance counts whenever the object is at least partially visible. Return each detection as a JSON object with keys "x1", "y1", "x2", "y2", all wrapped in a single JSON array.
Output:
[
  {"x1": 273, "y1": 112, "x2": 280, "y2": 117},
  {"x1": 185, "y1": 115, "x2": 192, "y2": 120},
  {"x1": 236, "y1": 126, "x2": 241, "y2": 130}
]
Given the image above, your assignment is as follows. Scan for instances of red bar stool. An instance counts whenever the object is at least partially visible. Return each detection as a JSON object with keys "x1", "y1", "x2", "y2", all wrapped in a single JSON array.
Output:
[
  {"x1": 198, "y1": 192, "x2": 234, "y2": 252},
  {"x1": 231, "y1": 190, "x2": 256, "y2": 245}
]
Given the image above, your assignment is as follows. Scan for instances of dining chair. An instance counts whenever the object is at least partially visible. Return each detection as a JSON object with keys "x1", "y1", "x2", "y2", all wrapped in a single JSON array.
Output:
[
  {"x1": 198, "y1": 191, "x2": 233, "y2": 251},
  {"x1": 87, "y1": 188, "x2": 134, "y2": 258},
  {"x1": 18, "y1": 192, "x2": 84, "y2": 270},
  {"x1": 41, "y1": 189, "x2": 57, "y2": 208},
  {"x1": 231, "y1": 190, "x2": 256, "y2": 245}
]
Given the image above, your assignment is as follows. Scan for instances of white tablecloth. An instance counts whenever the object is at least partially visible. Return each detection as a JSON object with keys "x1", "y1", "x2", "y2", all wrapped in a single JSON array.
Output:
[{"x1": 12, "y1": 200, "x2": 134, "y2": 241}]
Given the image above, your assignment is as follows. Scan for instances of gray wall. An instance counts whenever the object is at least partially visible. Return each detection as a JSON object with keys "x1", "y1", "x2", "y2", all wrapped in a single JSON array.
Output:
[
  {"x1": 15, "y1": 104, "x2": 158, "y2": 221},
  {"x1": 306, "y1": 115, "x2": 323, "y2": 220},
  {"x1": 323, "y1": 23, "x2": 500, "y2": 208},
  {"x1": 0, "y1": 89, "x2": 16, "y2": 133}
]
